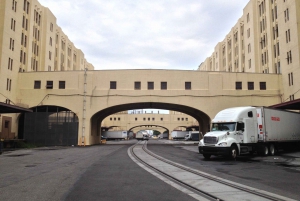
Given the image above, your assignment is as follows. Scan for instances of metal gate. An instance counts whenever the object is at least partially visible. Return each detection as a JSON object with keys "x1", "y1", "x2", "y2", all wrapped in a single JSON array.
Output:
[{"x1": 23, "y1": 106, "x2": 78, "y2": 146}]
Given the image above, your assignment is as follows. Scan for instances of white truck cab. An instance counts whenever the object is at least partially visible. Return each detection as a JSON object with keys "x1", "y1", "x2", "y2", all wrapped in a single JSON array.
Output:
[{"x1": 199, "y1": 106, "x2": 257, "y2": 159}]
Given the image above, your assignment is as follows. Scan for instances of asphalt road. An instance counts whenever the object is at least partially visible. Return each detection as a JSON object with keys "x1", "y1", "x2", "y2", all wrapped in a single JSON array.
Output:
[
  {"x1": 1, "y1": 139, "x2": 300, "y2": 200},
  {"x1": 148, "y1": 139, "x2": 300, "y2": 200}
]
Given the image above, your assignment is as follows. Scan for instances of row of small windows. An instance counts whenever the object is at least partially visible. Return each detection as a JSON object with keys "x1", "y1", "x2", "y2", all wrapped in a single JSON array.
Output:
[
  {"x1": 110, "y1": 117, "x2": 166, "y2": 121},
  {"x1": 235, "y1": 82, "x2": 266, "y2": 90},
  {"x1": 34, "y1": 81, "x2": 65, "y2": 89},
  {"x1": 110, "y1": 81, "x2": 192, "y2": 90}
]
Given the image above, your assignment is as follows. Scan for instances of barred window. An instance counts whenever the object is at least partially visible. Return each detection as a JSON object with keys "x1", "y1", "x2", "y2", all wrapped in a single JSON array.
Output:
[
  {"x1": 46, "y1": 81, "x2": 53, "y2": 89},
  {"x1": 34, "y1": 80, "x2": 41, "y2": 89},
  {"x1": 260, "y1": 82, "x2": 266, "y2": 90},
  {"x1": 110, "y1": 81, "x2": 117, "y2": 89},
  {"x1": 161, "y1": 82, "x2": 167, "y2": 90},
  {"x1": 59, "y1": 81, "x2": 65, "y2": 89},
  {"x1": 134, "y1": 81, "x2": 141, "y2": 90},
  {"x1": 148, "y1": 82, "x2": 154, "y2": 90},
  {"x1": 248, "y1": 82, "x2": 254, "y2": 90},
  {"x1": 236, "y1": 82, "x2": 242, "y2": 90},
  {"x1": 185, "y1": 82, "x2": 191, "y2": 90}
]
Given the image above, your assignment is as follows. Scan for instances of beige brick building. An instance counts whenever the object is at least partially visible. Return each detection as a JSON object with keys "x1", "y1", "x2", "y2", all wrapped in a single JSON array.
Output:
[
  {"x1": 198, "y1": 0, "x2": 299, "y2": 102},
  {"x1": 0, "y1": 0, "x2": 94, "y2": 103},
  {"x1": 0, "y1": 0, "x2": 298, "y2": 145}
]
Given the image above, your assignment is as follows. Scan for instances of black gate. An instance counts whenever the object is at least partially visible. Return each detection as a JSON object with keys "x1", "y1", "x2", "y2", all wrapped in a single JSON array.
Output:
[{"x1": 23, "y1": 106, "x2": 78, "y2": 146}]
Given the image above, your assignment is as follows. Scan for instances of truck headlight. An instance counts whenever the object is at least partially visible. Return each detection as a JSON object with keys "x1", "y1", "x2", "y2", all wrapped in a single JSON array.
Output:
[{"x1": 218, "y1": 142, "x2": 227, "y2": 146}]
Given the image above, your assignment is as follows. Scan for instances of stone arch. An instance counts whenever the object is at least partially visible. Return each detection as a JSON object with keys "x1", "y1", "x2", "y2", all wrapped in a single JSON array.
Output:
[{"x1": 90, "y1": 102, "x2": 211, "y2": 143}]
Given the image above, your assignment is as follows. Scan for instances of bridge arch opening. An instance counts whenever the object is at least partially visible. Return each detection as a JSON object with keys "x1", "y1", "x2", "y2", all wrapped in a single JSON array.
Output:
[
  {"x1": 18, "y1": 105, "x2": 79, "y2": 146},
  {"x1": 90, "y1": 102, "x2": 210, "y2": 143}
]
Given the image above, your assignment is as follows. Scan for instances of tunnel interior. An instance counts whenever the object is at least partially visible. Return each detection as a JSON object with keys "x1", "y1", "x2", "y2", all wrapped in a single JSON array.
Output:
[{"x1": 91, "y1": 102, "x2": 211, "y2": 140}]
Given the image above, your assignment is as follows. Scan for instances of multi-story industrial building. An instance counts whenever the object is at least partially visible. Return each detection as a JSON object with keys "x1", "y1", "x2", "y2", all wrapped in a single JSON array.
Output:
[
  {"x1": 0, "y1": 0, "x2": 93, "y2": 140},
  {"x1": 198, "y1": 0, "x2": 299, "y2": 103},
  {"x1": 0, "y1": 0, "x2": 94, "y2": 104}
]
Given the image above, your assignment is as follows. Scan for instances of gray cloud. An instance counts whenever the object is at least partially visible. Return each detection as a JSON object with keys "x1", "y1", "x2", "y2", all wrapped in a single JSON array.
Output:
[{"x1": 39, "y1": 0, "x2": 248, "y2": 70}]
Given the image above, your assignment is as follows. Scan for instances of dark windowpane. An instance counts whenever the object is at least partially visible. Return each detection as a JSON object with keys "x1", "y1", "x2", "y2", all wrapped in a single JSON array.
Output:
[
  {"x1": 46, "y1": 81, "x2": 53, "y2": 89},
  {"x1": 134, "y1": 81, "x2": 141, "y2": 90},
  {"x1": 248, "y1": 82, "x2": 254, "y2": 90},
  {"x1": 260, "y1": 82, "x2": 266, "y2": 90},
  {"x1": 110, "y1": 81, "x2": 116, "y2": 89},
  {"x1": 185, "y1": 82, "x2": 191, "y2": 90},
  {"x1": 34, "y1": 80, "x2": 41, "y2": 89},
  {"x1": 148, "y1": 82, "x2": 154, "y2": 90},
  {"x1": 236, "y1": 82, "x2": 242, "y2": 90},
  {"x1": 161, "y1": 82, "x2": 167, "y2": 90},
  {"x1": 59, "y1": 81, "x2": 65, "y2": 89}
]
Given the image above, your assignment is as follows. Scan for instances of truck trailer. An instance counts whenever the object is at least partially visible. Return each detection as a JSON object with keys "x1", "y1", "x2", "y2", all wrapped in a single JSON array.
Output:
[
  {"x1": 102, "y1": 131, "x2": 128, "y2": 140},
  {"x1": 171, "y1": 131, "x2": 189, "y2": 140},
  {"x1": 198, "y1": 106, "x2": 300, "y2": 159},
  {"x1": 185, "y1": 131, "x2": 200, "y2": 141},
  {"x1": 136, "y1": 130, "x2": 149, "y2": 141}
]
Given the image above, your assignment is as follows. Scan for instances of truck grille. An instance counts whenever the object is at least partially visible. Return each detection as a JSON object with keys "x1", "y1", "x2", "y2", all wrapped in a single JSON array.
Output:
[{"x1": 204, "y1": 136, "x2": 218, "y2": 144}]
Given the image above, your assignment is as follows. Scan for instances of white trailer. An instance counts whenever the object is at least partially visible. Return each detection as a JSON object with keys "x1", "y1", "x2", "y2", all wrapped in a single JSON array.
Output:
[
  {"x1": 171, "y1": 131, "x2": 189, "y2": 139},
  {"x1": 102, "y1": 131, "x2": 128, "y2": 140},
  {"x1": 136, "y1": 130, "x2": 149, "y2": 141},
  {"x1": 159, "y1": 132, "x2": 169, "y2": 139},
  {"x1": 185, "y1": 131, "x2": 200, "y2": 141},
  {"x1": 198, "y1": 106, "x2": 300, "y2": 159}
]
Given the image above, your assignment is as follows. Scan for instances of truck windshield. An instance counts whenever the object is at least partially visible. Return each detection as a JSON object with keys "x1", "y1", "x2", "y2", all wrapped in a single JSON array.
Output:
[{"x1": 211, "y1": 123, "x2": 236, "y2": 131}]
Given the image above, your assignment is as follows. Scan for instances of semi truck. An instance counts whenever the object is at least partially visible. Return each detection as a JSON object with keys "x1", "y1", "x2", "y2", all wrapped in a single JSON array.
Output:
[
  {"x1": 198, "y1": 106, "x2": 300, "y2": 159},
  {"x1": 136, "y1": 130, "x2": 149, "y2": 141},
  {"x1": 171, "y1": 131, "x2": 189, "y2": 140},
  {"x1": 159, "y1": 132, "x2": 169, "y2": 139},
  {"x1": 185, "y1": 131, "x2": 201, "y2": 141},
  {"x1": 102, "y1": 131, "x2": 128, "y2": 140}
]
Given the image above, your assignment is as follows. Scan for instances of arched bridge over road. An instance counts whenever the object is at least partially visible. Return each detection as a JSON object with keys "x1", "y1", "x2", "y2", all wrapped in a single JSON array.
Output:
[{"x1": 17, "y1": 69, "x2": 282, "y2": 145}]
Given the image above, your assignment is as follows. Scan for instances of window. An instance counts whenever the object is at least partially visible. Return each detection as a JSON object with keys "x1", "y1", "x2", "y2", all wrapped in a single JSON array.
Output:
[
  {"x1": 185, "y1": 82, "x2": 191, "y2": 90},
  {"x1": 34, "y1": 80, "x2": 41, "y2": 89},
  {"x1": 177, "y1": 118, "x2": 180, "y2": 121},
  {"x1": 110, "y1": 118, "x2": 112, "y2": 121},
  {"x1": 286, "y1": 29, "x2": 291, "y2": 43},
  {"x1": 290, "y1": 95, "x2": 294, "y2": 101},
  {"x1": 135, "y1": 118, "x2": 137, "y2": 121},
  {"x1": 236, "y1": 82, "x2": 242, "y2": 90},
  {"x1": 186, "y1": 118, "x2": 188, "y2": 121},
  {"x1": 161, "y1": 82, "x2": 167, "y2": 90},
  {"x1": 148, "y1": 82, "x2": 154, "y2": 90},
  {"x1": 284, "y1": 8, "x2": 289, "y2": 22},
  {"x1": 46, "y1": 81, "x2": 53, "y2": 89},
  {"x1": 118, "y1": 118, "x2": 120, "y2": 121},
  {"x1": 50, "y1": 23, "x2": 53, "y2": 32},
  {"x1": 59, "y1": 81, "x2": 65, "y2": 89},
  {"x1": 143, "y1": 118, "x2": 146, "y2": 121},
  {"x1": 287, "y1": 50, "x2": 292, "y2": 64},
  {"x1": 152, "y1": 118, "x2": 155, "y2": 121},
  {"x1": 160, "y1": 118, "x2": 163, "y2": 121},
  {"x1": 248, "y1": 82, "x2": 254, "y2": 90},
  {"x1": 134, "y1": 81, "x2": 141, "y2": 90},
  {"x1": 110, "y1": 81, "x2": 116, "y2": 89},
  {"x1": 260, "y1": 82, "x2": 266, "y2": 90},
  {"x1": 12, "y1": 0, "x2": 17, "y2": 12},
  {"x1": 248, "y1": 59, "x2": 251, "y2": 69}
]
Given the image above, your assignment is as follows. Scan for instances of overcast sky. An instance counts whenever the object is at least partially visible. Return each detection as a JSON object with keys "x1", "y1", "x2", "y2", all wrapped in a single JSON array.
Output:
[{"x1": 39, "y1": 0, "x2": 249, "y2": 70}]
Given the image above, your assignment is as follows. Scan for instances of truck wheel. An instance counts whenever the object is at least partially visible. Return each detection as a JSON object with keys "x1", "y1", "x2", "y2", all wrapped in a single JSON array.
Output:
[
  {"x1": 268, "y1": 144, "x2": 275, "y2": 156},
  {"x1": 229, "y1": 146, "x2": 237, "y2": 160},
  {"x1": 262, "y1": 145, "x2": 269, "y2": 156},
  {"x1": 203, "y1": 154, "x2": 211, "y2": 160}
]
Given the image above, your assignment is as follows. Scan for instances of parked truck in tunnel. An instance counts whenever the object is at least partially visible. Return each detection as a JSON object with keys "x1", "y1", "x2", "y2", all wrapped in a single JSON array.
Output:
[
  {"x1": 198, "y1": 106, "x2": 300, "y2": 159},
  {"x1": 102, "y1": 131, "x2": 128, "y2": 140}
]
